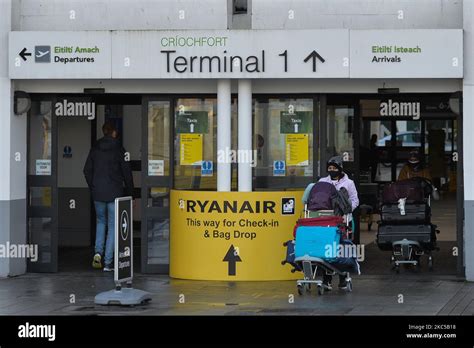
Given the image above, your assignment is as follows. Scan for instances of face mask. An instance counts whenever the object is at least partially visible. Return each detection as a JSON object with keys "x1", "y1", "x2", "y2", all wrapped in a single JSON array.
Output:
[{"x1": 328, "y1": 170, "x2": 340, "y2": 180}]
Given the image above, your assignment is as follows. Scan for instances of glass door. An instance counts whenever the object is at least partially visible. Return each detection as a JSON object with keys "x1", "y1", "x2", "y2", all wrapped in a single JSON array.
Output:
[
  {"x1": 141, "y1": 97, "x2": 172, "y2": 273},
  {"x1": 253, "y1": 96, "x2": 318, "y2": 189},
  {"x1": 173, "y1": 98, "x2": 217, "y2": 190},
  {"x1": 425, "y1": 119, "x2": 457, "y2": 190},
  {"x1": 27, "y1": 97, "x2": 58, "y2": 272},
  {"x1": 360, "y1": 118, "x2": 391, "y2": 182},
  {"x1": 141, "y1": 96, "x2": 217, "y2": 273},
  {"x1": 323, "y1": 95, "x2": 360, "y2": 242},
  {"x1": 360, "y1": 118, "x2": 422, "y2": 183},
  {"x1": 324, "y1": 101, "x2": 357, "y2": 177}
]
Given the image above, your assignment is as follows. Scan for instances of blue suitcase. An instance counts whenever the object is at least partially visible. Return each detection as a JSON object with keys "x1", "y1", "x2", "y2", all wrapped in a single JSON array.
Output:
[
  {"x1": 294, "y1": 226, "x2": 341, "y2": 261},
  {"x1": 283, "y1": 240, "x2": 296, "y2": 264},
  {"x1": 281, "y1": 240, "x2": 302, "y2": 271}
]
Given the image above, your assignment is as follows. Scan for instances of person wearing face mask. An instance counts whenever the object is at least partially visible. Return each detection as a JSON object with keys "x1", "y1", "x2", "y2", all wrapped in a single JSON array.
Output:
[
  {"x1": 317, "y1": 156, "x2": 360, "y2": 290},
  {"x1": 319, "y1": 156, "x2": 359, "y2": 212},
  {"x1": 398, "y1": 150, "x2": 432, "y2": 181}
]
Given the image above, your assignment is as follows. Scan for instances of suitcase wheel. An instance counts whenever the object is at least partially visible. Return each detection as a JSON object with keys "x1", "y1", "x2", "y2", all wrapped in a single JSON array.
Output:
[{"x1": 281, "y1": 260, "x2": 286, "y2": 265}]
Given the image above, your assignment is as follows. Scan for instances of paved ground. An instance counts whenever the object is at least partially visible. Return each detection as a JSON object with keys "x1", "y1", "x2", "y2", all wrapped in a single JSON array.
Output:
[
  {"x1": 1, "y1": 193, "x2": 464, "y2": 316},
  {"x1": 0, "y1": 272, "x2": 473, "y2": 315}
]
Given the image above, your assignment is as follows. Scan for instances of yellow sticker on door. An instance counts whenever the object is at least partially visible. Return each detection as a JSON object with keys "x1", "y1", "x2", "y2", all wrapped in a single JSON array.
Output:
[
  {"x1": 179, "y1": 133, "x2": 203, "y2": 165},
  {"x1": 286, "y1": 134, "x2": 309, "y2": 166}
]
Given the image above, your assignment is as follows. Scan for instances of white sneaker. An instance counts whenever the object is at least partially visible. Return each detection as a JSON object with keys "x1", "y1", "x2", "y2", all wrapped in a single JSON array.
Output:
[{"x1": 103, "y1": 265, "x2": 114, "y2": 272}]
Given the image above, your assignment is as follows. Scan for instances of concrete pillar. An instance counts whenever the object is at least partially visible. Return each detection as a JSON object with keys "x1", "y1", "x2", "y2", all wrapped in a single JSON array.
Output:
[
  {"x1": 0, "y1": 0, "x2": 27, "y2": 277},
  {"x1": 463, "y1": 0, "x2": 474, "y2": 281},
  {"x1": 237, "y1": 79, "x2": 252, "y2": 192},
  {"x1": 217, "y1": 79, "x2": 231, "y2": 191}
]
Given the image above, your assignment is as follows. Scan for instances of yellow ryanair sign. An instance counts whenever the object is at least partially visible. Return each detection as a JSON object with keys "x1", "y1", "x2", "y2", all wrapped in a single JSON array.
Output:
[{"x1": 170, "y1": 190, "x2": 304, "y2": 280}]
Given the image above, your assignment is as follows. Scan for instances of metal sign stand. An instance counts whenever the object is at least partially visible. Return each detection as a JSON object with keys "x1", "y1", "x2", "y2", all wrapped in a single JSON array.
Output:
[{"x1": 95, "y1": 197, "x2": 152, "y2": 306}]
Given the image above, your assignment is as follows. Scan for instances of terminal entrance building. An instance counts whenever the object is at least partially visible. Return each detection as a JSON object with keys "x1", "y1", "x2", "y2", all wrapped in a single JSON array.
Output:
[{"x1": 0, "y1": 0, "x2": 473, "y2": 281}]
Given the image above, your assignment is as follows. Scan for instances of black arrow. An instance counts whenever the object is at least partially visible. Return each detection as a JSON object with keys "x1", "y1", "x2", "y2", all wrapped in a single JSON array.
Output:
[
  {"x1": 19, "y1": 48, "x2": 31, "y2": 61},
  {"x1": 303, "y1": 50, "x2": 325, "y2": 72},
  {"x1": 223, "y1": 245, "x2": 242, "y2": 276}
]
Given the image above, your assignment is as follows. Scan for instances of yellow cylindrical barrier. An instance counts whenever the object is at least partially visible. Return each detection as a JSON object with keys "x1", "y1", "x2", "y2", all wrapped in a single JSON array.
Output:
[{"x1": 170, "y1": 190, "x2": 304, "y2": 280}]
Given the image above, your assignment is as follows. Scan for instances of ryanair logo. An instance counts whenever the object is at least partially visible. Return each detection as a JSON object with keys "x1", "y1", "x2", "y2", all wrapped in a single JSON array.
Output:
[{"x1": 180, "y1": 199, "x2": 277, "y2": 214}]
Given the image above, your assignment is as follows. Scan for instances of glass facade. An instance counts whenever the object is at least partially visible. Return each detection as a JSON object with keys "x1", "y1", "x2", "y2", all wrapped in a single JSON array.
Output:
[
  {"x1": 29, "y1": 101, "x2": 52, "y2": 176},
  {"x1": 253, "y1": 98, "x2": 315, "y2": 189},
  {"x1": 174, "y1": 98, "x2": 217, "y2": 190},
  {"x1": 25, "y1": 93, "x2": 461, "y2": 275}
]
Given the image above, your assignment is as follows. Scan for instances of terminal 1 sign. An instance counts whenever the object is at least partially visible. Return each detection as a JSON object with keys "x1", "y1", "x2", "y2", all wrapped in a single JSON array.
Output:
[
  {"x1": 9, "y1": 29, "x2": 463, "y2": 79},
  {"x1": 112, "y1": 30, "x2": 348, "y2": 78}
]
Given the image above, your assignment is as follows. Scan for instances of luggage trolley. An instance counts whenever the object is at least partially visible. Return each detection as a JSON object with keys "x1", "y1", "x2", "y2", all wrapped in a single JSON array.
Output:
[
  {"x1": 376, "y1": 178, "x2": 440, "y2": 273},
  {"x1": 295, "y1": 257, "x2": 353, "y2": 295},
  {"x1": 295, "y1": 203, "x2": 353, "y2": 295},
  {"x1": 389, "y1": 195, "x2": 436, "y2": 272},
  {"x1": 282, "y1": 184, "x2": 360, "y2": 295},
  {"x1": 294, "y1": 205, "x2": 355, "y2": 296}
]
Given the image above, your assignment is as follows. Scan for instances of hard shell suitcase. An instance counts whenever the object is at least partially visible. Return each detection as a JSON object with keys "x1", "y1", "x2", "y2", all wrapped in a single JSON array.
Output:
[
  {"x1": 294, "y1": 226, "x2": 341, "y2": 261},
  {"x1": 380, "y1": 203, "x2": 431, "y2": 224},
  {"x1": 293, "y1": 216, "x2": 343, "y2": 237},
  {"x1": 376, "y1": 224, "x2": 437, "y2": 250}
]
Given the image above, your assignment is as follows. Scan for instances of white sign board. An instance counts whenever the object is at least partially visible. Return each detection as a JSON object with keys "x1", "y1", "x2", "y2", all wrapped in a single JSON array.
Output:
[
  {"x1": 111, "y1": 30, "x2": 349, "y2": 78},
  {"x1": 350, "y1": 29, "x2": 463, "y2": 78},
  {"x1": 9, "y1": 31, "x2": 112, "y2": 79},
  {"x1": 8, "y1": 30, "x2": 463, "y2": 79},
  {"x1": 148, "y1": 160, "x2": 164, "y2": 176},
  {"x1": 35, "y1": 159, "x2": 51, "y2": 175}
]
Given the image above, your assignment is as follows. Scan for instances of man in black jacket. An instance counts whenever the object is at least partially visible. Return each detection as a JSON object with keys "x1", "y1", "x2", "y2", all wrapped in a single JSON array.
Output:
[{"x1": 83, "y1": 122, "x2": 134, "y2": 271}]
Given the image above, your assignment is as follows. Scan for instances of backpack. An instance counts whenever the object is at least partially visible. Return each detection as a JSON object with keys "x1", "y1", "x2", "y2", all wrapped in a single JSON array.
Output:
[
  {"x1": 382, "y1": 178, "x2": 431, "y2": 204},
  {"x1": 306, "y1": 181, "x2": 338, "y2": 211}
]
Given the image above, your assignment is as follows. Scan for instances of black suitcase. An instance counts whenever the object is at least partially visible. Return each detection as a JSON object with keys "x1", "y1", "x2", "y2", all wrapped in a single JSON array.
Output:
[
  {"x1": 376, "y1": 224, "x2": 437, "y2": 250},
  {"x1": 380, "y1": 203, "x2": 430, "y2": 224}
]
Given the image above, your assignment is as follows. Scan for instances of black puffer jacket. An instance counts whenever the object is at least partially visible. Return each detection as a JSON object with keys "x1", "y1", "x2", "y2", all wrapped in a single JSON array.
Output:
[
  {"x1": 83, "y1": 136, "x2": 134, "y2": 202},
  {"x1": 333, "y1": 187, "x2": 353, "y2": 216}
]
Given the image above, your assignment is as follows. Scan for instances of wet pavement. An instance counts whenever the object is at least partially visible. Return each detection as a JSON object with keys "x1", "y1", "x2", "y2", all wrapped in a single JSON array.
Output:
[{"x1": 0, "y1": 272, "x2": 473, "y2": 315}]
